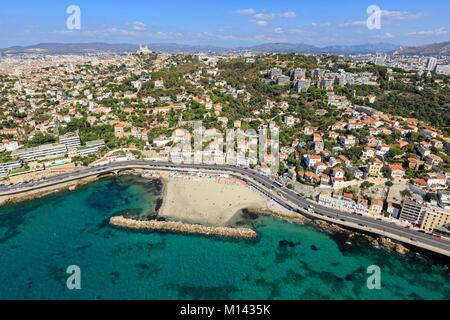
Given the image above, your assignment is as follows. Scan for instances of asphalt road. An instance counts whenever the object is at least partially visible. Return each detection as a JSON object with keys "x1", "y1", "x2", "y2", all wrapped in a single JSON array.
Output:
[{"x1": 1, "y1": 160, "x2": 449, "y2": 255}]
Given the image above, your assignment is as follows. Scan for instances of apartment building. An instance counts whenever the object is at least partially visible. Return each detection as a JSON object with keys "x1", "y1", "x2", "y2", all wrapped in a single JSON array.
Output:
[
  {"x1": 306, "y1": 154, "x2": 322, "y2": 167},
  {"x1": 369, "y1": 199, "x2": 384, "y2": 216},
  {"x1": 276, "y1": 75, "x2": 290, "y2": 85},
  {"x1": 339, "y1": 135, "x2": 356, "y2": 149},
  {"x1": 268, "y1": 68, "x2": 283, "y2": 80},
  {"x1": 420, "y1": 206, "x2": 450, "y2": 232},
  {"x1": 59, "y1": 132, "x2": 81, "y2": 151},
  {"x1": 399, "y1": 198, "x2": 427, "y2": 225},
  {"x1": 438, "y1": 191, "x2": 450, "y2": 210},
  {"x1": 114, "y1": 124, "x2": 126, "y2": 138},
  {"x1": 435, "y1": 64, "x2": 450, "y2": 76},
  {"x1": 318, "y1": 192, "x2": 368, "y2": 215},
  {"x1": 368, "y1": 160, "x2": 384, "y2": 177},
  {"x1": 388, "y1": 164, "x2": 406, "y2": 180},
  {"x1": 290, "y1": 68, "x2": 306, "y2": 80},
  {"x1": 311, "y1": 68, "x2": 323, "y2": 78},
  {"x1": 77, "y1": 140, "x2": 106, "y2": 157},
  {"x1": 293, "y1": 79, "x2": 311, "y2": 93},
  {"x1": 0, "y1": 160, "x2": 23, "y2": 178},
  {"x1": 11, "y1": 144, "x2": 68, "y2": 162},
  {"x1": 317, "y1": 78, "x2": 334, "y2": 90}
]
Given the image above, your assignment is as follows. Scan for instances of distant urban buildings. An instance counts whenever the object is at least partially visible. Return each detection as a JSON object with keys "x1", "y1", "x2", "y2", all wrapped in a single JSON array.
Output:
[
  {"x1": 435, "y1": 65, "x2": 450, "y2": 76},
  {"x1": 137, "y1": 44, "x2": 152, "y2": 55},
  {"x1": 293, "y1": 79, "x2": 311, "y2": 93},
  {"x1": 427, "y1": 57, "x2": 438, "y2": 72}
]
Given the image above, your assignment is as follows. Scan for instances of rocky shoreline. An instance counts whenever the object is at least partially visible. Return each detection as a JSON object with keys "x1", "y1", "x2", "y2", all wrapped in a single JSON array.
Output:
[
  {"x1": 313, "y1": 219, "x2": 410, "y2": 255},
  {"x1": 251, "y1": 207, "x2": 308, "y2": 225},
  {"x1": 110, "y1": 216, "x2": 259, "y2": 239},
  {"x1": 0, "y1": 175, "x2": 100, "y2": 206},
  {"x1": 0, "y1": 169, "x2": 150, "y2": 206}
]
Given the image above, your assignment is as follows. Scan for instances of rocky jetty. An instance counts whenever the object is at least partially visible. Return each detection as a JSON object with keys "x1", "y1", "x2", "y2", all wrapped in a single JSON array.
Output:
[{"x1": 110, "y1": 216, "x2": 258, "y2": 239}]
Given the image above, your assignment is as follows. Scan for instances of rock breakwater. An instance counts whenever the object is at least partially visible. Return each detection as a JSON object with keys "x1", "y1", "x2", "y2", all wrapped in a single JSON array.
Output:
[{"x1": 110, "y1": 216, "x2": 258, "y2": 239}]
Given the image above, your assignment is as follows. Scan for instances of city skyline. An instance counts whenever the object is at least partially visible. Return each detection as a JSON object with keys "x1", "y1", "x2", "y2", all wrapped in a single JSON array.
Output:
[{"x1": 1, "y1": 0, "x2": 450, "y2": 48}]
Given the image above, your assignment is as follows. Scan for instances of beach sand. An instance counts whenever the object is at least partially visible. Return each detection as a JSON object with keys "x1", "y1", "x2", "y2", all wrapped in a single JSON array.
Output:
[
  {"x1": 158, "y1": 174, "x2": 271, "y2": 226},
  {"x1": 157, "y1": 173, "x2": 306, "y2": 227}
]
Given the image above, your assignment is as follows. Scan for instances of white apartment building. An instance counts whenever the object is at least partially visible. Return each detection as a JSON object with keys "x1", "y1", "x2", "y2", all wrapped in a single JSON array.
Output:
[
  {"x1": 77, "y1": 140, "x2": 106, "y2": 157},
  {"x1": 12, "y1": 144, "x2": 68, "y2": 162},
  {"x1": 318, "y1": 193, "x2": 368, "y2": 215},
  {"x1": 59, "y1": 132, "x2": 81, "y2": 150},
  {"x1": 438, "y1": 191, "x2": 450, "y2": 210},
  {"x1": 0, "y1": 160, "x2": 23, "y2": 178}
]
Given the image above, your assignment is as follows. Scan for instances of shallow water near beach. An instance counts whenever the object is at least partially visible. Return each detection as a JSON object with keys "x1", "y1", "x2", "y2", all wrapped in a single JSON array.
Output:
[{"x1": 0, "y1": 175, "x2": 449, "y2": 300}]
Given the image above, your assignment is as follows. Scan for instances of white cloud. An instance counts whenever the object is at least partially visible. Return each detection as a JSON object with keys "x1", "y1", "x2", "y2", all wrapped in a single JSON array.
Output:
[
  {"x1": 287, "y1": 28, "x2": 305, "y2": 34},
  {"x1": 273, "y1": 27, "x2": 284, "y2": 34},
  {"x1": 408, "y1": 27, "x2": 448, "y2": 36},
  {"x1": 435, "y1": 27, "x2": 448, "y2": 35},
  {"x1": 311, "y1": 22, "x2": 331, "y2": 27},
  {"x1": 155, "y1": 31, "x2": 183, "y2": 39},
  {"x1": 281, "y1": 11, "x2": 297, "y2": 19},
  {"x1": 339, "y1": 20, "x2": 367, "y2": 28},
  {"x1": 253, "y1": 20, "x2": 268, "y2": 27},
  {"x1": 339, "y1": 9, "x2": 419, "y2": 29},
  {"x1": 133, "y1": 21, "x2": 147, "y2": 31},
  {"x1": 381, "y1": 10, "x2": 419, "y2": 20},
  {"x1": 237, "y1": 9, "x2": 256, "y2": 15},
  {"x1": 238, "y1": 9, "x2": 296, "y2": 28},
  {"x1": 253, "y1": 13, "x2": 275, "y2": 21},
  {"x1": 408, "y1": 30, "x2": 433, "y2": 36}
]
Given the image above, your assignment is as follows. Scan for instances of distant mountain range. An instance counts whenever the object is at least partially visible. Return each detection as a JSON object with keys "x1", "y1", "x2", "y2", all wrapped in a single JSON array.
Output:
[
  {"x1": 241, "y1": 42, "x2": 400, "y2": 54},
  {"x1": 2, "y1": 43, "x2": 139, "y2": 55},
  {"x1": 0, "y1": 41, "x2": 449, "y2": 56},
  {"x1": 393, "y1": 41, "x2": 450, "y2": 56},
  {"x1": 0, "y1": 42, "x2": 226, "y2": 55}
]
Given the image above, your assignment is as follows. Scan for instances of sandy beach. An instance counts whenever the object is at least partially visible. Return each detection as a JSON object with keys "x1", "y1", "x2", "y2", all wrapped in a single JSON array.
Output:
[{"x1": 158, "y1": 172, "x2": 301, "y2": 227}]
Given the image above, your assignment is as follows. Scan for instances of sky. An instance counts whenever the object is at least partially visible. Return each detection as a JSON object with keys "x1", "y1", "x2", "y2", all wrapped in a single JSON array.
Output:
[{"x1": 0, "y1": 0, "x2": 449, "y2": 48}]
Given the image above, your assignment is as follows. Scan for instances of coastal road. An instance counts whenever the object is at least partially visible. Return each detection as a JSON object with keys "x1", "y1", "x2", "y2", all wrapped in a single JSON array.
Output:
[{"x1": 1, "y1": 160, "x2": 450, "y2": 257}]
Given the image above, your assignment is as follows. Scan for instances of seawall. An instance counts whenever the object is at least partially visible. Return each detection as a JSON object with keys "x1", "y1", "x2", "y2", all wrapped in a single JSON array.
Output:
[{"x1": 0, "y1": 175, "x2": 100, "y2": 206}]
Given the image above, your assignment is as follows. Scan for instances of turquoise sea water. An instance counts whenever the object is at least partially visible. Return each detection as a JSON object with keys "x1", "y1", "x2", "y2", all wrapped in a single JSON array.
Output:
[{"x1": 0, "y1": 175, "x2": 449, "y2": 300}]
